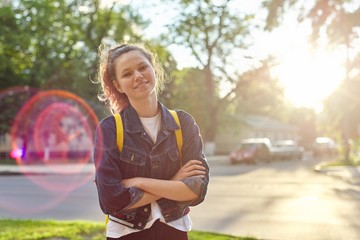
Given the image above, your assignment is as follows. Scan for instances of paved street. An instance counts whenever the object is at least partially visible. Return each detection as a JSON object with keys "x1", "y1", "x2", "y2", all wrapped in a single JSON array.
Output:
[
  {"x1": 192, "y1": 158, "x2": 360, "y2": 240},
  {"x1": 1, "y1": 157, "x2": 360, "y2": 240}
]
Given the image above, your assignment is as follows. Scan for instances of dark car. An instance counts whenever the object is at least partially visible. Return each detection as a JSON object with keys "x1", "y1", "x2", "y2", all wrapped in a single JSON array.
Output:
[{"x1": 229, "y1": 138, "x2": 272, "y2": 164}]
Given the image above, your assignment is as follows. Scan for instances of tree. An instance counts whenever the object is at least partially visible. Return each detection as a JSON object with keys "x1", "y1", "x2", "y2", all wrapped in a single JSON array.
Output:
[
  {"x1": 167, "y1": 68, "x2": 209, "y2": 133},
  {"x1": 263, "y1": 0, "x2": 360, "y2": 161},
  {"x1": 0, "y1": 0, "x2": 145, "y2": 99},
  {"x1": 230, "y1": 58, "x2": 286, "y2": 119},
  {"x1": 162, "y1": 0, "x2": 256, "y2": 143},
  {"x1": 0, "y1": 0, "x2": 147, "y2": 134}
]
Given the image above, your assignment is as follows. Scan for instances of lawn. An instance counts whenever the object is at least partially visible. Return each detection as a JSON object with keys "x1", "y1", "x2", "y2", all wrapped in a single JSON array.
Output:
[{"x1": 0, "y1": 219, "x2": 257, "y2": 240}]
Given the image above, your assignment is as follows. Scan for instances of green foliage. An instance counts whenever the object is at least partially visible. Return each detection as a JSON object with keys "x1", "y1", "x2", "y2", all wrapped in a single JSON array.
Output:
[
  {"x1": 263, "y1": 0, "x2": 360, "y2": 161},
  {"x1": 0, "y1": 0, "x2": 152, "y2": 134},
  {"x1": 145, "y1": 41, "x2": 179, "y2": 103},
  {"x1": 162, "y1": 0, "x2": 258, "y2": 141},
  {"x1": 168, "y1": 68, "x2": 209, "y2": 133},
  {"x1": 262, "y1": 0, "x2": 298, "y2": 31},
  {"x1": 322, "y1": 76, "x2": 360, "y2": 139},
  {"x1": 263, "y1": 0, "x2": 360, "y2": 42},
  {"x1": 0, "y1": 86, "x2": 38, "y2": 135},
  {"x1": 305, "y1": 0, "x2": 360, "y2": 45},
  {"x1": 0, "y1": 0, "x2": 145, "y2": 97},
  {"x1": 231, "y1": 59, "x2": 286, "y2": 118}
]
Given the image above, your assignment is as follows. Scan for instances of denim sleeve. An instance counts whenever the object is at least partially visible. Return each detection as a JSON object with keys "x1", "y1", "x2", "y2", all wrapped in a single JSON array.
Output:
[
  {"x1": 177, "y1": 111, "x2": 210, "y2": 206},
  {"x1": 93, "y1": 117, "x2": 144, "y2": 214}
]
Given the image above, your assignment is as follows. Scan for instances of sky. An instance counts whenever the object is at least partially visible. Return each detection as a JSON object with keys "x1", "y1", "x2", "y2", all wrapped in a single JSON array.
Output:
[{"x1": 103, "y1": 0, "x2": 346, "y2": 112}]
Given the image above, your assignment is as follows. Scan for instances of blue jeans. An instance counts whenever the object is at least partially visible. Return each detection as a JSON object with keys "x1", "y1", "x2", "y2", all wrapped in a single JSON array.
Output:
[{"x1": 107, "y1": 220, "x2": 188, "y2": 240}]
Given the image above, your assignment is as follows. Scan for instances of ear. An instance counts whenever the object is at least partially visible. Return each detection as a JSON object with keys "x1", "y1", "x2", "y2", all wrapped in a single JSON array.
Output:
[{"x1": 112, "y1": 81, "x2": 124, "y2": 93}]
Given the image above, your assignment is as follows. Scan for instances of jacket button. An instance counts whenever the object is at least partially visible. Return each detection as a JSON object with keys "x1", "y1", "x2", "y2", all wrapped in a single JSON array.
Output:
[
  {"x1": 144, "y1": 208, "x2": 149, "y2": 213},
  {"x1": 138, "y1": 222, "x2": 143, "y2": 227}
]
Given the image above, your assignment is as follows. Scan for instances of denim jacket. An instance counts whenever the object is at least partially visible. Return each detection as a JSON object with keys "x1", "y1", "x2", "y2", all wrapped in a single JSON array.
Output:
[{"x1": 93, "y1": 102, "x2": 210, "y2": 230}]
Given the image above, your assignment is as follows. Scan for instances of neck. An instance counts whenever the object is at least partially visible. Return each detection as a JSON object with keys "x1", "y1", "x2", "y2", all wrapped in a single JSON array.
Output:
[{"x1": 130, "y1": 96, "x2": 159, "y2": 118}]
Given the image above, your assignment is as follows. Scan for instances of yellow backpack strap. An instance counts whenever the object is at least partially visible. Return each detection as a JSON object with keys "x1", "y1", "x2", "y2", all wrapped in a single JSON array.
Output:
[
  {"x1": 169, "y1": 110, "x2": 183, "y2": 165},
  {"x1": 105, "y1": 113, "x2": 124, "y2": 225},
  {"x1": 114, "y1": 113, "x2": 124, "y2": 152}
]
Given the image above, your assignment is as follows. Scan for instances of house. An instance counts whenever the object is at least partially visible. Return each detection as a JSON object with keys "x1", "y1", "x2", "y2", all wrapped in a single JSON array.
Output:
[{"x1": 215, "y1": 115, "x2": 300, "y2": 154}]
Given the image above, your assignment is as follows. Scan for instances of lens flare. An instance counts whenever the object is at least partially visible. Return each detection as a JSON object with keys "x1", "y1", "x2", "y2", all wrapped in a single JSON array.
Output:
[
  {"x1": 10, "y1": 89, "x2": 98, "y2": 164},
  {"x1": 10, "y1": 148, "x2": 25, "y2": 159},
  {"x1": 1, "y1": 88, "x2": 99, "y2": 214}
]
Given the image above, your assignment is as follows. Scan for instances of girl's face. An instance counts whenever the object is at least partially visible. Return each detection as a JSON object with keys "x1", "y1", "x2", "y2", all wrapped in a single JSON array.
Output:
[{"x1": 113, "y1": 50, "x2": 156, "y2": 102}]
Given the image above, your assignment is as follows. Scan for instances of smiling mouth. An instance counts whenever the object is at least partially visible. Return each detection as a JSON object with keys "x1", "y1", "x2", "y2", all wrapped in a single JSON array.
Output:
[{"x1": 134, "y1": 81, "x2": 149, "y2": 89}]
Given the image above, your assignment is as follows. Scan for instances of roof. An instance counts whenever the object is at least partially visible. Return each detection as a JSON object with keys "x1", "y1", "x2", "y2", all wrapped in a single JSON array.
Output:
[{"x1": 241, "y1": 115, "x2": 298, "y2": 132}]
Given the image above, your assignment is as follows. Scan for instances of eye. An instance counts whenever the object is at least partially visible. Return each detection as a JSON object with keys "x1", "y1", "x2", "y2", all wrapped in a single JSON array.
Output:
[
  {"x1": 122, "y1": 72, "x2": 132, "y2": 78},
  {"x1": 139, "y1": 65, "x2": 148, "y2": 71}
]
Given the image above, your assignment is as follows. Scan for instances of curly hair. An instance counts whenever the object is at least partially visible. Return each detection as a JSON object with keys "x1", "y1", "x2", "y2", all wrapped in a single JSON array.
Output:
[{"x1": 96, "y1": 43, "x2": 165, "y2": 114}]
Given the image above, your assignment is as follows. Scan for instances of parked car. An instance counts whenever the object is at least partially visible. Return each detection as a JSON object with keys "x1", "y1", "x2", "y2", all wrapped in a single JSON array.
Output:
[
  {"x1": 313, "y1": 137, "x2": 338, "y2": 157},
  {"x1": 271, "y1": 140, "x2": 304, "y2": 160},
  {"x1": 229, "y1": 138, "x2": 272, "y2": 164}
]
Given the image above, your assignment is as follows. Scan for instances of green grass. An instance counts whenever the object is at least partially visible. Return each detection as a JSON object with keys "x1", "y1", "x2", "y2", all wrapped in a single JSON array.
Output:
[
  {"x1": 324, "y1": 160, "x2": 360, "y2": 167},
  {"x1": 0, "y1": 219, "x2": 257, "y2": 240},
  {"x1": 0, "y1": 219, "x2": 105, "y2": 240},
  {"x1": 0, "y1": 158, "x2": 17, "y2": 165},
  {"x1": 318, "y1": 157, "x2": 360, "y2": 168}
]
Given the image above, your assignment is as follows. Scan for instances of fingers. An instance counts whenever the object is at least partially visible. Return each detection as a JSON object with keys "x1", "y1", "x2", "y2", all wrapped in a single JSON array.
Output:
[
  {"x1": 172, "y1": 159, "x2": 207, "y2": 180},
  {"x1": 184, "y1": 160, "x2": 206, "y2": 178},
  {"x1": 184, "y1": 160, "x2": 203, "y2": 168},
  {"x1": 186, "y1": 163, "x2": 206, "y2": 171},
  {"x1": 188, "y1": 169, "x2": 206, "y2": 178},
  {"x1": 184, "y1": 160, "x2": 205, "y2": 172}
]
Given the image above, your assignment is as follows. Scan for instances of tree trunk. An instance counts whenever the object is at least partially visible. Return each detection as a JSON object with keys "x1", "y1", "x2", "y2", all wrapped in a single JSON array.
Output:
[{"x1": 203, "y1": 65, "x2": 217, "y2": 142}]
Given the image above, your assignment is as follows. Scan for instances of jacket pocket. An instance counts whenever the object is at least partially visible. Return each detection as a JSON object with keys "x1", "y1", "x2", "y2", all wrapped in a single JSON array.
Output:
[
  {"x1": 166, "y1": 146, "x2": 182, "y2": 178},
  {"x1": 119, "y1": 147, "x2": 147, "y2": 178}
]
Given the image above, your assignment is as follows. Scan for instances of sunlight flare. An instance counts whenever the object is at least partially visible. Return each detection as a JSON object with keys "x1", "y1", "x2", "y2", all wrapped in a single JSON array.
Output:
[{"x1": 272, "y1": 47, "x2": 345, "y2": 112}]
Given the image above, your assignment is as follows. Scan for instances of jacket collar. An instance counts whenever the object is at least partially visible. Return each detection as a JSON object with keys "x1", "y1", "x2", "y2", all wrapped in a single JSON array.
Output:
[{"x1": 122, "y1": 102, "x2": 180, "y2": 134}]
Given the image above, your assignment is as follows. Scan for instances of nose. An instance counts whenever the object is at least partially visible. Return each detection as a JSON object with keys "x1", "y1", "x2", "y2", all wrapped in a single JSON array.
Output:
[{"x1": 134, "y1": 70, "x2": 143, "y2": 80}]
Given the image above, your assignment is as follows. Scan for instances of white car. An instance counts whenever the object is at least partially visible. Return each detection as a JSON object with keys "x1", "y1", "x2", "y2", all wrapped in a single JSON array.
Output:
[{"x1": 272, "y1": 140, "x2": 304, "y2": 160}]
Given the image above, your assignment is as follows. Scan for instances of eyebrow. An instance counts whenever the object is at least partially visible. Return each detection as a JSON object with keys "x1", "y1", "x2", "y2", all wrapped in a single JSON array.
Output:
[{"x1": 120, "y1": 61, "x2": 148, "y2": 73}]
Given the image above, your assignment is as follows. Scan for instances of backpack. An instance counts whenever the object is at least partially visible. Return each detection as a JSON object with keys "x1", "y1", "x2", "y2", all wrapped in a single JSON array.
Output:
[{"x1": 105, "y1": 110, "x2": 183, "y2": 225}]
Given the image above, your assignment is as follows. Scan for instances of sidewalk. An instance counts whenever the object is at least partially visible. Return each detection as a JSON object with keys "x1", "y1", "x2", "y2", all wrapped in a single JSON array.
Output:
[
  {"x1": 0, "y1": 162, "x2": 95, "y2": 175},
  {"x1": 314, "y1": 164, "x2": 360, "y2": 184}
]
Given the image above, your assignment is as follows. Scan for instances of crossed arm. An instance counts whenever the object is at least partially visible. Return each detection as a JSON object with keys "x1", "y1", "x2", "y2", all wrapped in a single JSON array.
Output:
[{"x1": 122, "y1": 160, "x2": 206, "y2": 209}]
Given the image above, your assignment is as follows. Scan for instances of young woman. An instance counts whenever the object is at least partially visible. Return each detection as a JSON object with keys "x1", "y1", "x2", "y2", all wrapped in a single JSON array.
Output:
[{"x1": 93, "y1": 43, "x2": 210, "y2": 240}]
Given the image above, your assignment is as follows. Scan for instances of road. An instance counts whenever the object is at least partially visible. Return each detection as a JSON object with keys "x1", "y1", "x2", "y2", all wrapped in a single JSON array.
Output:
[{"x1": 1, "y1": 157, "x2": 360, "y2": 240}]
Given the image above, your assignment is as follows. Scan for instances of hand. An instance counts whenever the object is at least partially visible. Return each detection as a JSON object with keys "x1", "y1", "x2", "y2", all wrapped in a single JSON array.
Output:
[{"x1": 171, "y1": 160, "x2": 206, "y2": 181}]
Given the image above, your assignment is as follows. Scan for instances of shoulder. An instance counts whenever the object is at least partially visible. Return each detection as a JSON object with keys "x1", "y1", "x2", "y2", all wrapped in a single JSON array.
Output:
[
  {"x1": 96, "y1": 115, "x2": 116, "y2": 134},
  {"x1": 172, "y1": 109, "x2": 202, "y2": 140},
  {"x1": 173, "y1": 109, "x2": 197, "y2": 127}
]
